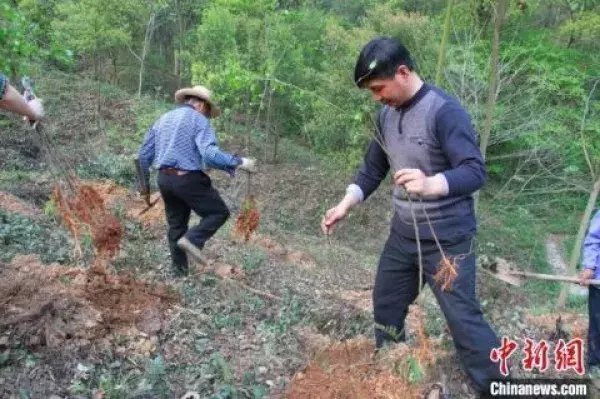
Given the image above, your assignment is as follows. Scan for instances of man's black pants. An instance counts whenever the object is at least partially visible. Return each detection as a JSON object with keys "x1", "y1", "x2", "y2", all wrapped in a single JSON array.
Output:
[
  {"x1": 589, "y1": 285, "x2": 600, "y2": 368},
  {"x1": 157, "y1": 170, "x2": 230, "y2": 270},
  {"x1": 373, "y1": 229, "x2": 503, "y2": 393}
]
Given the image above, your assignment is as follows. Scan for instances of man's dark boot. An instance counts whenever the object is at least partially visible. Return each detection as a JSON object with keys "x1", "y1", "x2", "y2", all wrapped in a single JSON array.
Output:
[{"x1": 171, "y1": 262, "x2": 189, "y2": 277}]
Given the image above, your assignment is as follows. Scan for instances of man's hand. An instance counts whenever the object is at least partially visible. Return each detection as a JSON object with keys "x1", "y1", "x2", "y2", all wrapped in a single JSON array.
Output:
[
  {"x1": 27, "y1": 98, "x2": 44, "y2": 121},
  {"x1": 321, "y1": 203, "x2": 350, "y2": 235},
  {"x1": 393, "y1": 169, "x2": 449, "y2": 199},
  {"x1": 0, "y1": 84, "x2": 44, "y2": 121},
  {"x1": 579, "y1": 268, "x2": 595, "y2": 286},
  {"x1": 138, "y1": 187, "x2": 150, "y2": 205},
  {"x1": 238, "y1": 157, "x2": 257, "y2": 173},
  {"x1": 321, "y1": 187, "x2": 362, "y2": 236}
]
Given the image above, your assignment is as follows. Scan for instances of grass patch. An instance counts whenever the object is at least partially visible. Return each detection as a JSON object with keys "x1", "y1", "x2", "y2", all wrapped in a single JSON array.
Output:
[{"x1": 0, "y1": 209, "x2": 72, "y2": 264}]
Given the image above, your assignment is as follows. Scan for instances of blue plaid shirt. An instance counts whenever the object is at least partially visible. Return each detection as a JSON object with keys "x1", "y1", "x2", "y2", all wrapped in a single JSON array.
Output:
[
  {"x1": 138, "y1": 104, "x2": 240, "y2": 180},
  {"x1": 583, "y1": 210, "x2": 600, "y2": 280},
  {"x1": 0, "y1": 73, "x2": 7, "y2": 99}
]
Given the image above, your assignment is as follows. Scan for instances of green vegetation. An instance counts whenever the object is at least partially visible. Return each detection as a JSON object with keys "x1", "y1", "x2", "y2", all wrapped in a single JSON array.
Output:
[{"x1": 1, "y1": 0, "x2": 598, "y2": 396}]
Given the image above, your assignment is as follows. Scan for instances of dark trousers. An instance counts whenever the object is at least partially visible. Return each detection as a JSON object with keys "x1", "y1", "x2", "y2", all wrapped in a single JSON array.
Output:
[
  {"x1": 589, "y1": 286, "x2": 600, "y2": 367},
  {"x1": 373, "y1": 230, "x2": 503, "y2": 393},
  {"x1": 157, "y1": 170, "x2": 230, "y2": 269}
]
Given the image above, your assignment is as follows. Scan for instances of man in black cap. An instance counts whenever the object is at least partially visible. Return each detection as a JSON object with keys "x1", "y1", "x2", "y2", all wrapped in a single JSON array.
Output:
[{"x1": 321, "y1": 37, "x2": 503, "y2": 394}]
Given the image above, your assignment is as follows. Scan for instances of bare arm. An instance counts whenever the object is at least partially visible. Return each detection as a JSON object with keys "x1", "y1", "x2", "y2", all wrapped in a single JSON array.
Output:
[{"x1": 0, "y1": 84, "x2": 43, "y2": 121}]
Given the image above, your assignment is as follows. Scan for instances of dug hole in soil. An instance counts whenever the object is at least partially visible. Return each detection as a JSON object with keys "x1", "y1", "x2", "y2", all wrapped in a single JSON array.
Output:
[
  {"x1": 287, "y1": 305, "x2": 447, "y2": 399},
  {"x1": 0, "y1": 180, "x2": 178, "y2": 352}
]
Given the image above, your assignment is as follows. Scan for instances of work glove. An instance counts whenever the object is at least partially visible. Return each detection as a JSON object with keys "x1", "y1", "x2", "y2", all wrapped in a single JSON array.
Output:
[{"x1": 238, "y1": 157, "x2": 257, "y2": 173}]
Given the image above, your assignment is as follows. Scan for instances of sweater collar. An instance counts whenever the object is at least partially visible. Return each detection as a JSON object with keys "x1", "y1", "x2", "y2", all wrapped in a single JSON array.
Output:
[{"x1": 396, "y1": 82, "x2": 430, "y2": 110}]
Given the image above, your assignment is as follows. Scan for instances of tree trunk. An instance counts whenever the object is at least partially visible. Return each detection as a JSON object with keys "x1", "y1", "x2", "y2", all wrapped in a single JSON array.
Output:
[
  {"x1": 435, "y1": 0, "x2": 454, "y2": 86},
  {"x1": 174, "y1": 0, "x2": 184, "y2": 88},
  {"x1": 556, "y1": 80, "x2": 600, "y2": 309},
  {"x1": 556, "y1": 178, "x2": 600, "y2": 310},
  {"x1": 137, "y1": 13, "x2": 156, "y2": 98},
  {"x1": 479, "y1": 0, "x2": 508, "y2": 160},
  {"x1": 266, "y1": 87, "x2": 274, "y2": 163},
  {"x1": 475, "y1": 0, "x2": 508, "y2": 211},
  {"x1": 112, "y1": 56, "x2": 118, "y2": 85}
]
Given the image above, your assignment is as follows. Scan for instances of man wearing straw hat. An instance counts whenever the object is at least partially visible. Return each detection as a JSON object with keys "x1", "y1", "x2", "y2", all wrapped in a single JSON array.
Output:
[
  {"x1": 321, "y1": 37, "x2": 503, "y2": 395},
  {"x1": 138, "y1": 85, "x2": 256, "y2": 276}
]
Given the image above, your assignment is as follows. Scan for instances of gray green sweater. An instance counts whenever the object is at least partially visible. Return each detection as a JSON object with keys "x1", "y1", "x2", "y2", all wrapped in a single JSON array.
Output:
[{"x1": 353, "y1": 83, "x2": 485, "y2": 241}]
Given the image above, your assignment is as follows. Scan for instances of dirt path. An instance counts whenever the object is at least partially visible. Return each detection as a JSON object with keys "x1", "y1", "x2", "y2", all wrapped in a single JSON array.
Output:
[{"x1": 546, "y1": 234, "x2": 587, "y2": 296}]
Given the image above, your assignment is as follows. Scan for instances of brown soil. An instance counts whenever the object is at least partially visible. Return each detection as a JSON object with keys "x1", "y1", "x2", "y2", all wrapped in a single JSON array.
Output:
[
  {"x1": 211, "y1": 262, "x2": 246, "y2": 279},
  {"x1": 0, "y1": 191, "x2": 43, "y2": 219},
  {"x1": 288, "y1": 305, "x2": 439, "y2": 399},
  {"x1": 287, "y1": 338, "x2": 421, "y2": 399},
  {"x1": 53, "y1": 181, "x2": 122, "y2": 260},
  {"x1": 253, "y1": 235, "x2": 287, "y2": 256},
  {"x1": 252, "y1": 234, "x2": 316, "y2": 269},
  {"x1": 286, "y1": 250, "x2": 316, "y2": 269},
  {"x1": 339, "y1": 289, "x2": 372, "y2": 313},
  {"x1": 83, "y1": 180, "x2": 165, "y2": 231},
  {"x1": 0, "y1": 254, "x2": 179, "y2": 349},
  {"x1": 525, "y1": 312, "x2": 587, "y2": 340}
]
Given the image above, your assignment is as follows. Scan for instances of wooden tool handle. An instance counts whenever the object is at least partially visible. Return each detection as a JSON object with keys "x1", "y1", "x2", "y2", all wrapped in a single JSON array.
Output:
[{"x1": 508, "y1": 271, "x2": 600, "y2": 285}]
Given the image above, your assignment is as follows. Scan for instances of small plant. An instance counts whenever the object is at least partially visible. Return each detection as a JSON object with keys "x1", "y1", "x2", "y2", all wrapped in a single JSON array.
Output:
[
  {"x1": 233, "y1": 195, "x2": 260, "y2": 241},
  {"x1": 405, "y1": 355, "x2": 425, "y2": 384},
  {"x1": 43, "y1": 198, "x2": 57, "y2": 218},
  {"x1": 98, "y1": 373, "x2": 132, "y2": 399},
  {"x1": 145, "y1": 355, "x2": 169, "y2": 398},
  {"x1": 0, "y1": 209, "x2": 71, "y2": 263},
  {"x1": 261, "y1": 293, "x2": 305, "y2": 335},
  {"x1": 76, "y1": 153, "x2": 136, "y2": 186},
  {"x1": 208, "y1": 353, "x2": 234, "y2": 386},
  {"x1": 241, "y1": 248, "x2": 267, "y2": 273},
  {"x1": 374, "y1": 323, "x2": 403, "y2": 342},
  {"x1": 212, "y1": 313, "x2": 243, "y2": 329}
]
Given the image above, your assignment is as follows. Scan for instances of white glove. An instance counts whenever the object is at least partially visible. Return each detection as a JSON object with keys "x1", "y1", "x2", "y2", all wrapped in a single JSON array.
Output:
[
  {"x1": 27, "y1": 98, "x2": 44, "y2": 120},
  {"x1": 238, "y1": 157, "x2": 257, "y2": 173}
]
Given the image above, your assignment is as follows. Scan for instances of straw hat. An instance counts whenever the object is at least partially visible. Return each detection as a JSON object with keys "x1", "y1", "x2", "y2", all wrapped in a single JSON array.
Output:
[{"x1": 174, "y1": 85, "x2": 221, "y2": 118}]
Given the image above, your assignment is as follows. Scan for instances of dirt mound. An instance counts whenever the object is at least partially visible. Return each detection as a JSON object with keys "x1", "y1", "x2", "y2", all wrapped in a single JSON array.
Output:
[
  {"x1": 288, "y1": 338, "x2": 422, "y2": 398},
  {"x1": 339, "y1": 289, "x2": 372, "y2": 313},
  {"x1": 84, "y1": 180, "x2": 165, "y2": 230},
  {"x1": 252, "y1": 234, "x2": 316, "y2": 269},
  {"x1": 0, "y1": 191, "x2": 43, "y2": 219},
  {"x1": 525, "y1": 313, "x2": 587, "y2": 340},
  {"x1": 211, "y1": 262, "x2": 246, "y2": 279},
  {"x1": 254, "y1": 235, "x2": 287, "y2": 256},
  {"x1": 295, "y1": 326, "x2": 333, "y2": 355},
  {"x1": 289, "y1": 306, "x2": 438, "y2": 398},
  {"x1": 53, "y1": 182, "x2": 123, "y2": 261},
  {"x1": 286, "y1": 250, "x2": 316, "y2": 269},
  {"x1": 0, "y1": 255, "x2": 178, "y2": 349}
]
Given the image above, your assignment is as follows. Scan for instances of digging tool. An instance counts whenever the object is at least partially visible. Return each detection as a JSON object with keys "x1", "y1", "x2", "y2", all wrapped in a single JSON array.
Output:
[
  {"x1": 479, "y1": 259, "x2": 600, "y2": 287},
  {"x1": 134, "y1": 157, "x2": 160, "y2": 215},
  {"x1": 21, "y1": 76, "x2": 40, "y2": 129},
  {"x1": 505, "y1": 271, "x2": 600, "y2": 286},
  {"x1": 21, "y1": 77, "x2": 76, "y2": 193}
]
